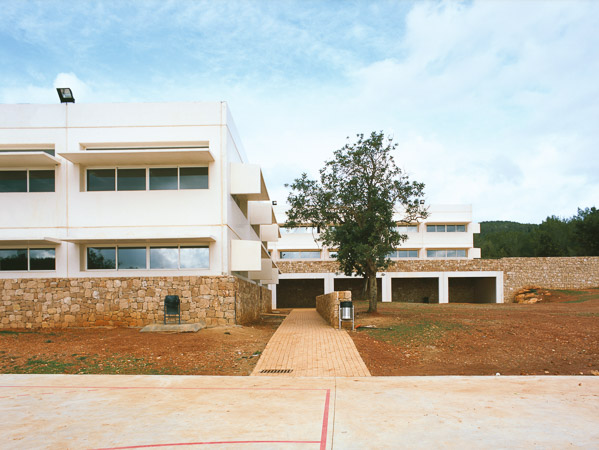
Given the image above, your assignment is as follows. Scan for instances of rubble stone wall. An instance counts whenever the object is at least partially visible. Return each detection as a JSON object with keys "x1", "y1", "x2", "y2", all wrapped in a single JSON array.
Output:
[
  {"x1": 235, "y1": 277, "x2": 272, "y2": 325},
  {"x1": 0, "y1": 275, "x2": 269, "y2": 329},
  {"x1": 278, "y1": 257, "x2": 599, "y2": 302},
  {"x1": 316, "y1": 290, "x2": 351, "y2": 327}
]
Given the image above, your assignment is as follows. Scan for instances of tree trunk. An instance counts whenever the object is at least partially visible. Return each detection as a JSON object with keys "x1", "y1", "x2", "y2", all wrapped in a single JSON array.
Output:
[{"x1": 366, "y1": 273, "x2": 377, "y2": 313}]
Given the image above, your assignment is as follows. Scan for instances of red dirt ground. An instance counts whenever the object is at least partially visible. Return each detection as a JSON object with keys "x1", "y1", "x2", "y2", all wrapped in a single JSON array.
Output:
[
  {"x1": 0, "y1": 322, "x2": 278, "y2": 376},
  {"x1": 350, "y1": 288, "x2": 599, "y2": 376}
]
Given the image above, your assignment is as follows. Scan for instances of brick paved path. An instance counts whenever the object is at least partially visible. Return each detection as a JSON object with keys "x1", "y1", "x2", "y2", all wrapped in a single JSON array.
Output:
[{"x1": 252, "y1": 309, "x2": 371, "y2": 377}]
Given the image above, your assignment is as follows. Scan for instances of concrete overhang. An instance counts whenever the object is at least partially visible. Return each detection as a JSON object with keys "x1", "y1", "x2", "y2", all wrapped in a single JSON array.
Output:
[
  {"x1": 61, "y1": 236, "x2": 216, "y2": 245},
  {"x1": 230, "y1": 163, "x2": 270, "y2": 201},
  {"x1": 58, "y1": 149, "x2": 214, "y2": 166},
  {"x1": 0, "y1": 237, "x2": 62, "y2": 246},
  {"x1": 0, "y1": 152, "x2": 61, "y2": 167}
]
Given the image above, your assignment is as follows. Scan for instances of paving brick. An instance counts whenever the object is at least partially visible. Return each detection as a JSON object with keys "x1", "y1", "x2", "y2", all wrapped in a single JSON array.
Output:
[{"x1": 252, "y1": 309, "x2": 370, "y2": 377}]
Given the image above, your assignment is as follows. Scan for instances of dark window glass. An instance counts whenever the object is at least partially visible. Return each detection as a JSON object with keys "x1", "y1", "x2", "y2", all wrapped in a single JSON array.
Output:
[
  {"x1": 447, "y1": 225, "x2": 456, "y2": 232},
  {"x1": 117, "y1": 169, "x2": 146, "y2": 191},
  {"x1": 149, "y1": 168, "x2": 178, "y2": 190},
  {"x1": 436, "y1": 225, "x2": 446, "y2": 232},
  {"x1": 29, "y1": 248, "x2": 55, "y2": 270},
  {"x1": 180, "y1": 167, "x2": 208, "y2": 189},
  {"x1": 456, "y1": 225, "x2": 466, "y2": 232},
  {"x1": 87, "y1": 169, "x2": 115, "y2": 191},
  {"x1": 456, "y1": 249, "x2": 467, "y2": 257},
  {"x1": 0, "y1": 171, "x2": 27, "y2": 192},
  {"x1": 150, "y1": 247, "x2": 178, "y2": 268},
  {"x1": 426, "y1": 225, "x2": 436, "y2": 232},
  {"x1": 118, "y1": 247, "x2": 146, "y2": 269},
  {"x1": 280, "y1": 251, "x2": 300, "y2": 259},
  {"x1": 180, "y1": 246, "x2": 209, "y2": 268},
  {"x1": 0, "y1": 249, "x2": 27, "y2": 271},
  {"x1": 29, "y1": 170, "x2": 55, "y2": 192},
  {"x1": 87, "y1": 247, "x2": 116, "y2": 269}
]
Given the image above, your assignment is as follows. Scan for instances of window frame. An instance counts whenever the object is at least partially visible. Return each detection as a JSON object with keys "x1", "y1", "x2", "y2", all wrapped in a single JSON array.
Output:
[
  {"x1": 85, "y1": 166, "x2": 209, "y2": 192},
  {"x1": 0, "y1": 247, "x2": 56, "y2": 272},
  {"x1": 85, "y1": 244, "x2": 210, "y2": 271},
  {"x1": 0, "y1": 169, "x2": 55, "y2": 193}
]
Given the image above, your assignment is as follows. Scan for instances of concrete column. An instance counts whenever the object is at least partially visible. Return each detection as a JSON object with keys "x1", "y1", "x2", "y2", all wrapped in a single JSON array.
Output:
[
  {"x1": 496, "y1": 272, "x2": 504, "y2": 303},
  {"x1": 324, "y1": 273, "x2": 335, "y2": 294},
  {"x1": 381, "y1": 274, "x2": 392, "y2": 302},
  {"x1": 269, "y1": 284, "x2": 277, "y2": 309},
  {"x1": 438, "y1": 274, "x2": 449, "y2": 303}
]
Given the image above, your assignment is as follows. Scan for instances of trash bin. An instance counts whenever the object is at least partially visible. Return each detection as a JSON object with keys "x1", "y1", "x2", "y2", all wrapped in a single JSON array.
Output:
[
  {"x1": 164, "y1": 295, "x2": 181, "y2": 324},
  {"x1": 338, "y1": 301, "x2": 354, "y2": 330}
]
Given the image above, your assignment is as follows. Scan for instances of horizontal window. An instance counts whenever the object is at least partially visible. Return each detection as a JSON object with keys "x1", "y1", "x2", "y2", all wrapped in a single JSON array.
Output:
[
  {"x1": 0, "y1": 248, "x2": 55, "y2": 271},
  {"x1": 395, "y1": 225, "x2": 418, "y2": 233},
  {"x1": 0, "y1": 149, "x2": 55, "y2": 156},
  {"x1": 387, "y1": 250, "x2": 419, "y2": 258},
  {"x1": 280, "y1": 227, "x2": 319, "y2": 235},
  {"x1": 86, "y1": 167, "x2": 209, "y2": 192},
  {"x1": 426, "y1": 224, "x2": 466, "y2": 232},
  {"x1": 279, "y1": 250, "x2": 321, "y2": 260},
  {"x1": 87, "y1": 245, "x2": 209, "y2": 270},
  {"x1": 0, "y1": 170, "x2": 55, "y2": 193},
  {"x1": 427, "y1": 249, "x2": 467, "y2": 258}
]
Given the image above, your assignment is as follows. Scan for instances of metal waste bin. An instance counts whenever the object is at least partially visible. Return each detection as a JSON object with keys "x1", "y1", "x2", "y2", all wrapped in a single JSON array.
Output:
[
  {"x1": 339, "y1": 301, "x2": 354, "y2": 330},
  {"x1": 164, "y1": 295, "x2": 181, "y2": 324}
]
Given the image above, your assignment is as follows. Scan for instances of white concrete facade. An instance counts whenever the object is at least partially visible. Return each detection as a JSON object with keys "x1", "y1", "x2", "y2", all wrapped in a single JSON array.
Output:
[
  {"x1": 0, "y1": 101, "x2": 278, "y2": 283},
  {"x1": 270, "y1": 204, "x2": 482, "y2": 262}
]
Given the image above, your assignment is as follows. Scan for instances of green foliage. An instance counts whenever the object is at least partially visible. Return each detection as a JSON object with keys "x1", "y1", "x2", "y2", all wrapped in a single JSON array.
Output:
[
  {"x1": 286, "y1": 131, "x2": 427, "y2": 311},
  {"x1": 363, "y1": 320, "x2": 466, "y2": 345},
  {"x1": 475, "y1": 207, "x2": 598, "y2": 258}
]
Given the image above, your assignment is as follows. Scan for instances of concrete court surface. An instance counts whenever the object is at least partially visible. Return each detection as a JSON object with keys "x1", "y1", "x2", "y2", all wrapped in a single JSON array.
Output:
[{"x1": 0, "y1": 375, "x2": 598, "y2": 449}]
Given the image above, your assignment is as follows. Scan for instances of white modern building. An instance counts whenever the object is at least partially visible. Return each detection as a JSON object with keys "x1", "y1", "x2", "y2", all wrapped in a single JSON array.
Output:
[
  {"x1": 270, "y1": 205, "x2": 503, "y2": 307},
  {"x1": 0, "y1": 100, "x2": 279, "y2": 285}
]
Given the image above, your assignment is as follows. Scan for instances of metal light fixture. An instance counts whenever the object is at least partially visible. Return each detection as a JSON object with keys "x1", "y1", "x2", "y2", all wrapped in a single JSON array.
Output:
[{"x1": 56, "y1": 88, "x2": 75, "y2": 103}]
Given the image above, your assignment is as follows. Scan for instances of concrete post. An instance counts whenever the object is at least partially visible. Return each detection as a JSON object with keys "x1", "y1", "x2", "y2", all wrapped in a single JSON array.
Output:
[
  {"x1": 438, "y1": 274, "x2": 449, "y2": 303},
  {"x1": 381, "y1": 274, "x2": 392, "y2": 302},
  {"x1": 324, "y1": 274, "x2": 335, "y2": 294}
]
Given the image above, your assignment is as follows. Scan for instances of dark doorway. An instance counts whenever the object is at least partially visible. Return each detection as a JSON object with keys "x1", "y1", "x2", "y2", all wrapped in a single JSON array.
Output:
[
  {"x1": 391, "y1": 278, "x2": 439, "y2": 303},
  {"x1": 448, "y1": 277, "x2": 497, "y2": 303},
  {"x1": 277, "y1": 278, "x2": 325, "y2": 308}
]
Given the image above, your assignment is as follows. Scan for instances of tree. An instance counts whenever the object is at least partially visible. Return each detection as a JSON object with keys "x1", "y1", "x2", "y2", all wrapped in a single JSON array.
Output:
[
  {"x1": 573, "y1": 207, "x2": 599, "y2": 255},
  {"x1": 285, "y1": 131, "x2": 427, "y2": 312}
]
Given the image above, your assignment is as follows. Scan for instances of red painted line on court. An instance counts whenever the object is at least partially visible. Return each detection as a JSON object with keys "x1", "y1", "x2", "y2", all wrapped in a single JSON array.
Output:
[
  {"x1": 93, "y1": 440, "x2": 321, "y2": 449},
  {"x1": 0, "y1": 385, "x2": 328, "y2": 392},
  {"x1": 320, "y1": 389, "x2": 331, "y2": 450}
]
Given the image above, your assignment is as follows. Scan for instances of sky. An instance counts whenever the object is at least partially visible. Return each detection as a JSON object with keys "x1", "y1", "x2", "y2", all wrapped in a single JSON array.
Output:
[{"x1": 1, "y1": 0, "x2": 598, "y2": 224}]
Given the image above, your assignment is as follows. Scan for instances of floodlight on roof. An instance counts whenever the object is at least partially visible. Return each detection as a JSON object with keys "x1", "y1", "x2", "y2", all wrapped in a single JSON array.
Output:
[{"x1": 56, "y1": 88, "x2": 75, "y2": 103}]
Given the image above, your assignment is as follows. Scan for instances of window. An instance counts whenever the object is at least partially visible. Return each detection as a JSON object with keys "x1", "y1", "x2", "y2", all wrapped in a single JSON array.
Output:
[
  {"x1": 0, "y1": 170, "x2": 55, "y2": 193},
  {"x1": 387, "y1": 250, "x2": 418, "y2": 258},
  {"x1": 395, "y1": 225, "x2": 418, "y2": 233},
  {"x1": 86, "y1": 167, "x2": 209, "y2": 191},
  {"x1": 117, "y1": 247, "x2": 146, "y2": 269},
  {"x1": 87, "y1": 247, "x2": 116, "y2": 269},
  {"x1": 180, "y1": 167, "x2": 208, "y2": 189},
  {"x1": 279, "y1": 250, "x2": 321, "y2": 259},
  {"x1": 0, "y1": 248, "x2": 55, "y2": 271},
  {"x1": 427, "y1": 249, "x2": 467, "y2": 258},
  {"x1": 280, "y1": 227, "x2": 318, "y2": 235},
  {"x1": 117, "y1": 169, "x2": 146, "y2": 191},
  {"x1": 86, "y1": 245, "x2": 209, "y2": 270},
  {"x1": 87, "y1": 169, "x2": 115, "y2": 191},
  {"x1": 426, "y1": 224, "x2": 466, "y2": 232},
  {"x1": 149, "y1": 168, "x2": 178, "y2": 190}
]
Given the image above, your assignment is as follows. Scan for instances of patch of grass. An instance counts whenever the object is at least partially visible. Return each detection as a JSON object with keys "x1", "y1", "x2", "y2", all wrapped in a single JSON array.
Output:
[
  {"x1": 0, "y1": 330, "x2": 21, "y2": 335},
  {"x1": 577, "y1": 312, "x2": 599, "y2": 317},
  {"x1": 363, "y1": 320, "x2": 466, "y2": 346},
  {"x1": 12, "y1": 358, "x2": 75, "y2": 374}
]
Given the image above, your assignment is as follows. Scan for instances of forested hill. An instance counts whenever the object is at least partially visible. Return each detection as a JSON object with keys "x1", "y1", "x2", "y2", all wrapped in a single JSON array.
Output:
[{"x1": 474, "y1": 207, "x2": 599, "y2": 258}]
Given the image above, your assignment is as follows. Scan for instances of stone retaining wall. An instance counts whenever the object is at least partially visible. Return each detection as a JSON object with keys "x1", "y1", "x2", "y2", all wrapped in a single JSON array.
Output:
[
  {"x1": 0, "y1": 275, "x2": 270, "y2": 329},
  {"x1": 316, "y1": 291, "x2": 351, "y2": 327},
  {"x1": 278, "y1": 257, "x2": 599, "y2": 302}
]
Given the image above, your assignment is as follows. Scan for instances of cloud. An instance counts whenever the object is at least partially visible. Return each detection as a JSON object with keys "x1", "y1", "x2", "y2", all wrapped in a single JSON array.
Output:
[{"x1": 0, "y1": 0, "x2": 597, "y2": 223}]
